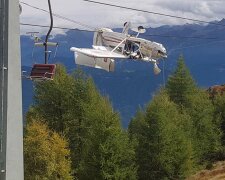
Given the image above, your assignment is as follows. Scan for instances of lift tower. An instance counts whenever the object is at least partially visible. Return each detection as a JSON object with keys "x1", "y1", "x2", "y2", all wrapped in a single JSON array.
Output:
[{"x1": 0, "y1": 0, "x2": 24, "y2": 179}]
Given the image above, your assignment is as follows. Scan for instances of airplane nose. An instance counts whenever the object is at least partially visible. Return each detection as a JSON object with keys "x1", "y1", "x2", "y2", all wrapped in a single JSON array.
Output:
[{"x1": 162, "y1": 51, "x2": 167, "y2": 58}]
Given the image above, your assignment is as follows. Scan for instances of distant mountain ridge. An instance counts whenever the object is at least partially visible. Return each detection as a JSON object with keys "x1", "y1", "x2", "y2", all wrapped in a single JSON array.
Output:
[{"x1": 21, "y1": 19, "x2": 225, "y2": 127}]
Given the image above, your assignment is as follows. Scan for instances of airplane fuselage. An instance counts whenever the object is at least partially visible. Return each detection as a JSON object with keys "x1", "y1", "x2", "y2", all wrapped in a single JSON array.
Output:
[{"x1": 93, "y1": 28, "x2": 167, "y2": 61}]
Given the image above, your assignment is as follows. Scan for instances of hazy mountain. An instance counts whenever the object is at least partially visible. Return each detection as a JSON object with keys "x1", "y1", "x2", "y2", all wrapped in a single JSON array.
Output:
[{"x1": 21, "y1": 19, "x2": 225, "y2": 127}]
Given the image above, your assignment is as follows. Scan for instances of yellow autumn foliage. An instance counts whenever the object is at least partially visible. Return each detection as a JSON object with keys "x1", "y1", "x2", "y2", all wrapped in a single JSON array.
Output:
[{"x1": 24, "y1": 120, "x2": 73, "y2": 180}]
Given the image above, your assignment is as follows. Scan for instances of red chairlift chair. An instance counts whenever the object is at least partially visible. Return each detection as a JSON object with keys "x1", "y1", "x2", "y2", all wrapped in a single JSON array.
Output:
[
  {"x1": 29, "y1": 64, "x2": 56, "y2": 81},
  {"x1": 28, "y1": 42, "x2": 58, "y2": 81},
  {"x1": 25, "y1": 0, "x2": 57, "y2": 82}
]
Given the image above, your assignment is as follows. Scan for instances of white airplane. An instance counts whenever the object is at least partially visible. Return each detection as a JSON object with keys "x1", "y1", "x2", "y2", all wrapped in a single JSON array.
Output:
[{"x1": 70, "y1": 22, "x2": 167, "y2": 74}]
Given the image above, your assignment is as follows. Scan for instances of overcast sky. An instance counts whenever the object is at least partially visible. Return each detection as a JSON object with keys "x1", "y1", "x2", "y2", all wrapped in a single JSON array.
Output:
[{"x1": 20, "y1": 0, "x2": 225, "y2": 34}]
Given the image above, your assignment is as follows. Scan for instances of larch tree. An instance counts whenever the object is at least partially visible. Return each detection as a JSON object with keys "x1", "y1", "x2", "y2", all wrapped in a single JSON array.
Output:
[
  {"x1": 213, "y1": 94, "x2": 225, "y2": 146},
  {"x1": 77, "y1": 80, "x2": 137, "y2": 179},
  {"x1": 166, "y1": 55, "x2": 197, "y2": 107},
  {"x1": 129, "y1": 91, "x2": 194, "y2": 180},
  {"x1": 185, "y1": 90, "x2": 221, "y2": 163},
  {"x1": 166, "y1": 56, "x2": 221, "y2": 165},
  {"x1": 28, "y1": 65, "x2": 137, "y2": 179},
  {"x1": 24, "y1": 119, "x2": 73, "y2": 180}
]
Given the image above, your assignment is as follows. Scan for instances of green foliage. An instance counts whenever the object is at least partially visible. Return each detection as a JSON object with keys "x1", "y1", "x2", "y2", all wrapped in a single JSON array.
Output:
[
  {"x1": 166, "y1": 56, "x2": 221, "y2": 165},
  {"x1": 24, "y1": 119, "x2": 73, "y2": 180},
  {"x1": 129, "y1": 91, "x2": 194, "y2": 179},
  {"x1": 77, "y1": 83, "x2": 137, "y2": 179},
  {"x1": 186, "y1": 90, "x2": 221, "y2": 163},
  {"x1": 128, "y1": 108, "x2": 145, "y2": 138},
  {"x1": 129, "y1": 55, "x2": 223, "y2": 179},
  {"x1": 28, "y1": 65, "x2": 137, "y2": 179},
  {"x1": 99, "y1": 132, "x2": 137, "y2": 180},
  {"x1": 213, "y1": 94, "x2": 225, "y2": 145},
  {"x1": 166, "y1": 55, "x2": 197, "y2": 106},
  {"x1": 32, "y1": 66, "x2": 89, "y2": 172}
]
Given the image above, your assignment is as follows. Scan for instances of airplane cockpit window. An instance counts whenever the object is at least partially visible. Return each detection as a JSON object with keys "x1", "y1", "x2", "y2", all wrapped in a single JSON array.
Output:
[
  {"x1": 124, "y1": 40, "x2": 141, "y2": 59},
  {"x1": 124, "y1": 41, "x2": 140, "y2": 53},
  {"x1": 132, "y1": 43, "x2": 139, "y2": 52}
]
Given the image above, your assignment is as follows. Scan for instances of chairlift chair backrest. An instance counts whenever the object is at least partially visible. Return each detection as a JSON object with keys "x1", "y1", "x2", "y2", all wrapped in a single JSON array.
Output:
[{"x1": 30, "y1": 64, "x2": 56, "y2": 81}]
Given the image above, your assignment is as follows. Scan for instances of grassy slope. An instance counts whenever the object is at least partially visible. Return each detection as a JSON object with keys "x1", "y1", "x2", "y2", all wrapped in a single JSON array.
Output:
[{"x1": 187, "y1": 161, "x2": 225, "y2": 180}]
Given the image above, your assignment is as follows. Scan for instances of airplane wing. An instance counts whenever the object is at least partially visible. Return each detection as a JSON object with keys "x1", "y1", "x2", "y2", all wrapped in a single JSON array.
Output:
[
  {"x1": 70, "y1": 46, "x2": 127, "y2": 72},
  {"x1": 70, "y1": 47, "x2": 127, "y2": 59}
]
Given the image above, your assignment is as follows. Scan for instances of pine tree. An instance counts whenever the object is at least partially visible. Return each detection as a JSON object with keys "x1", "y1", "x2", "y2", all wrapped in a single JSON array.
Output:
[{"x1": 24, "y1": 119, "x2": 73, "y2": 180}]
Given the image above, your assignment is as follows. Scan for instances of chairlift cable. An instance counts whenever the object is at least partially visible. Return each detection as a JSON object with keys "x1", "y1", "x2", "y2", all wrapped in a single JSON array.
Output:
[
  {"x1": 21, "y1": 0, "x2": 225, "y2": 29},
  {"x1": 20, "y1": 2, "x2": 224, "y2": 40},
  {"x1": 20, "y1": 23, "x2": 94, "y2": 32},
  {"x1": 20, "y1": 23, "x2": 222, "y2": 41},
  {"x1": 139, "y1": 34, "x2": 219, "y2": 40},
  {"x1": 20, "y1": 1, "x2": 96, "y2": 31},
  {"x1": 82, "y1": 0, "x2": 225, "y2": 27}
]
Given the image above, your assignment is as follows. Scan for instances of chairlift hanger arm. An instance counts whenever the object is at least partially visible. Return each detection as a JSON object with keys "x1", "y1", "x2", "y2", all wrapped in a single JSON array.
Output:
[
  {"x1": 45, "y1": 0, "x2": 53, "y2": 64},
  {"x1": 35, "y1": 42, "x2": 58, "y2": 47}
]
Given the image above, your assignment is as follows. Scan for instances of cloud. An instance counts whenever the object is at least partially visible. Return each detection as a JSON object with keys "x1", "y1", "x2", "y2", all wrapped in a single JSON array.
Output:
[{"x1": 20, "y1": 0, "x2": 225, "y2": 35}]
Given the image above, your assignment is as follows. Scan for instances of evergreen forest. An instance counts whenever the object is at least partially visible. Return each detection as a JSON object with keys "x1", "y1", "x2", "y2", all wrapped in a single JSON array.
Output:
[{"x1": 24, "y1": 56, "x2": 225, "y2": 179}]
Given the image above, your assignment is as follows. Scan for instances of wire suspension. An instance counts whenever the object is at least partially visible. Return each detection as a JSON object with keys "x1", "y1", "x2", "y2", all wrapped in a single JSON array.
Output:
[
  {"x1": 45, "y1": 0, "x2": 53, "y2": 64},
  {"x1": 20, "y1": 23, "x2": 221, "y2": 40},
  {"x1": 20, "y1": 1, "x2": 96, "y2": 30},
  {"x1": 82, "y1": 0, "x2": 225, "y2": 27}
]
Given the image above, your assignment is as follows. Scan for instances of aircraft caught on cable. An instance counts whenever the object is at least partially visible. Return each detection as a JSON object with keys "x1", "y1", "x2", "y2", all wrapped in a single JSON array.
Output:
[{"x1": 70, "y1": 22, "x2": 167, "y2": 74}]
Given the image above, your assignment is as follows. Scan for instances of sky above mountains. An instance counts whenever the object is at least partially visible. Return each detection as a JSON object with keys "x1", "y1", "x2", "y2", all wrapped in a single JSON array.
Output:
[{"x1": 20, "y1": 0, "x2": 225, "y2": 35}]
